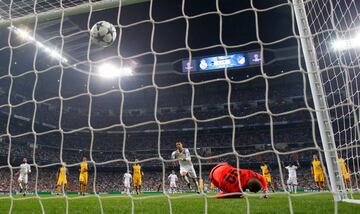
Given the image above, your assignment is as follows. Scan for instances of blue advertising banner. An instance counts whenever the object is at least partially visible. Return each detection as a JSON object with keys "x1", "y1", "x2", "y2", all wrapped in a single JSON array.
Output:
[{"x1": 181, "y1": 51, "x2": 261, "y2": 73}]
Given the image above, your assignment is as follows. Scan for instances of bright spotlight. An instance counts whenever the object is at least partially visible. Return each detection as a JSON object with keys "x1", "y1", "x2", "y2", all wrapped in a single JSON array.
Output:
[
  {"x1": 332, "y1": 40, "x2": 347, "y2": 50},
  {"x1": 97, "y1": 63, "x2": 133, "y2": 78},
  {"x1": 332, "y1": 32, "x2": 360, "y2": 51},
  {"x1": 16, "y1": 28, "x2": 32, "y2": 41},
  {"x1": 9, "y1": 26, "x2": 68, "y2": 63}
]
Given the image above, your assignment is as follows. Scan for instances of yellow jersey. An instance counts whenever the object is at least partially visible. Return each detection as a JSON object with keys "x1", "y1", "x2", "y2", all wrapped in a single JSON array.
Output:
[
  {"x1": 80, "y1": 162, "x2": 88, "y2": 173},
  {"x1": 210, "y1": 182, "x2": 215, "y2": 191},
  {"x1": 199, "y1": 179, "x2": 204, "y2": 190},
  {"x1": 133, "y1": 164, "x2": 141, "y2": 177},
  {"x1": 261, "y1": 165, "x2": 270, "y2": 176},
  {"x1": 58, "y1": 166, "x2": 67, "y2": 178},
  {"x1": 312, "y1": 160, "x2": 323, "y2": 174},
  {"x1": 338, "y1": 158, "x2": 348, "y2": 174}
]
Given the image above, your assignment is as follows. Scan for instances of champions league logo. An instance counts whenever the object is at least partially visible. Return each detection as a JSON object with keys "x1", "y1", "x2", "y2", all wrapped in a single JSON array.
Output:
[
  {"x1": 199, "y1": 59, "x2": 208, "y2": 70},
  {"x1": 237, "y1": 56, "x2": 246, "y2": 65}
]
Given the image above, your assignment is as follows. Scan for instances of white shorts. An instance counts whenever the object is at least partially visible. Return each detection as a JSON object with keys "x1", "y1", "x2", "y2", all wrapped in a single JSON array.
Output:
[
  {"x1": 18, "y1": 174, "x2": 28, "y2": 184},
  {"x1": 170, "y1": 182, "x2": 177, "y2": 188},
  {"x1": 287, "y1": 177, "x2": 298, "y2": 185},
  {"x1": 180, "y1": 165, "x2": 197, "y2": 178},
  {"x1": 124, "y1": 182, "x2": 131, "y2": 188}
]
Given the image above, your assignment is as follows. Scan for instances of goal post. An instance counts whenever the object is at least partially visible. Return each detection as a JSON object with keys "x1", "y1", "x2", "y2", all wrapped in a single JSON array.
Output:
[
  {"x1": 292, "y1": 0, "x2": 347, "y2": 202},
  {"x1": 293, "y1": 0, "x2": 360, "y2": 203}
]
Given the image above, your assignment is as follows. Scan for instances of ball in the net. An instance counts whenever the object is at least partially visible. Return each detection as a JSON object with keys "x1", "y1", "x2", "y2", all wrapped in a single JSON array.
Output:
[{"x1": 90, "y1": 21, "x2": 117, "y2": 47}]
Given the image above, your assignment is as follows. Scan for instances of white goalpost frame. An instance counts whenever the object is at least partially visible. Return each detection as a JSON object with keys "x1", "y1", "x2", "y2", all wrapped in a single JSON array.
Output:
[{"x1": 293, "y1": 0, "x2": 348, "y2": 202}]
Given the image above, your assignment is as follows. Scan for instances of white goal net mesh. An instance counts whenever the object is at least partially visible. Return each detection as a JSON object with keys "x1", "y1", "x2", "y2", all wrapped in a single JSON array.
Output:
[
  {"x1": 304, "y1": 0, "x2": 360, "y2": 194},
  {"x1": 0, "y1": 0, "x2": 359, "y2": 213}
]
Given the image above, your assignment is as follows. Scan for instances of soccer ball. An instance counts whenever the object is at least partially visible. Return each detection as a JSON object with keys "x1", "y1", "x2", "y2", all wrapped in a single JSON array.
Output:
[{"x1": 90, "y1": 21, "x2": 117, "y2": 47}]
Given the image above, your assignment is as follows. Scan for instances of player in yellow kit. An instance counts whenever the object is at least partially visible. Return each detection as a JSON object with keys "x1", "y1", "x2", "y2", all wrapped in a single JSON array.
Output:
[
  {"x1": 311, "y1": 154, "x2": 325, "y2": 191},
  {"x1": 79, "y1": 157, "x2": 89, "y2": 196},
  {"x1": 199, "y1": 178, "x2": 204, "y2": 193},
  {"x1": 260, "y1": 163, "x2": 275, "y2": 192},
  {"x1": 133, "y1": 159, "x2": 144, "y2": 194},
  {"x1": 56, "y1": 162, "x2": 68, "y2": 194},
  {"x1": 338, "y1": 157, "x2": 351, "y2": 188},
  {"x1": 210, "y1": 182, "x2": 215, "y2": 192}
]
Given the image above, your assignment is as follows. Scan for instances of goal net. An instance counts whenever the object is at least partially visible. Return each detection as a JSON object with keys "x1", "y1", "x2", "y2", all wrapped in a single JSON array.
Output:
[
  {"x1": 0, "y1": 0, "x2": 359, "y2": 213},
  {"x1": 301, "y1": 0, "x2": 360, "y2": 201}
]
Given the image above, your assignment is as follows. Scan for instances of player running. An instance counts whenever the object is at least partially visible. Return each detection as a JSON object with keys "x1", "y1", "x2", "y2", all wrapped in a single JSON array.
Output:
[
  {"x1": 260, "y1": 162, "x2": 275, "y2": 192},
  {"x1": 15, "y1": 158, "x2": 31, "y2": 196},
  {"x1": 338, "y1": 157, "x2": 351, "y2": 188},
  {"x1": 123, "y1": 171, "x2": 132, "y2": 194},
  {"x1": 133, "y1": 159, "x2": 144, "y2": 194},
  {"x1": 311, "y1": 154, "x2": 325, "y2": 191},
  {"x1": 56, "y1": 162, "x2": 68, "y2": 194},
  {"x1": 209, "y1": 163, "x2": 268, "y2": 198},
  {"x1": 284, "y1": 161, "x2": 299, "y2": 193},
  {"x1": 171, "y1": 141, "x2": 200, "y2": 193},
  {"x1": 168, "y1": 170, "x2": 178, "y2": 194},
  {"x1": 79, "y1": 157, "x2": 89, "y2": 196}
]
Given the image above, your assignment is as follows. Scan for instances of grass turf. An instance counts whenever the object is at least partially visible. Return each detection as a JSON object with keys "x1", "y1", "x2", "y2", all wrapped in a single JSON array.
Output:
[{"x1": 0, "y1": 193, "x2": 359, "y2": 214}]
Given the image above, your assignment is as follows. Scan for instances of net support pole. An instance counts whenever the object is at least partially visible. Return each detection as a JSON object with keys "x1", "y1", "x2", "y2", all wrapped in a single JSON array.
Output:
[
  {"x1": 0, "y1": 0, "x2": 149, "y2": 28},
  {"x1": 292, "y1": 0, "x2": 347, "y2": 202}
]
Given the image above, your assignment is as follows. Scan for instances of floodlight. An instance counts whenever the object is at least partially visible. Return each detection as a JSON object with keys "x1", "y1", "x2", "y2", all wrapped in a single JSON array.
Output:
[{"x1": 97, "y1": 63, "x2": 133, "y2": 78}]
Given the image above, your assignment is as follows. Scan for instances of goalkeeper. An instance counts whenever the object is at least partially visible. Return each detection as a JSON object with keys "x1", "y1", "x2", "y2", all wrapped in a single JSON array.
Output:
[{"x1": 209, "y1": 163, "x2": 268, "y2": 198}]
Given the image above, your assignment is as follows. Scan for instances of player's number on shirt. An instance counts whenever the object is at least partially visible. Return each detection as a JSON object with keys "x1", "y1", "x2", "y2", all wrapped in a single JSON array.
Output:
[{"x1": 223, "y1": 169, "x2": 238, "y2": 184}]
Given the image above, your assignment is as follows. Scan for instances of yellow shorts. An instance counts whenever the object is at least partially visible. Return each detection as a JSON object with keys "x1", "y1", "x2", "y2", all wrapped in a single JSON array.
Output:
[
  {"x1": 133, "y1": 176, "x2": 142, "y2": 187},
  {"x1": 57, "y1": 177, "x2": 67, "y2": 186},
  {"x1": 343, "y1": 172, "x2": 350, "y2": 181},
  {"x1": 264, "y1": 174, "x2": 272, "y2": 183},
  {"x1": 79, "y1": 173, "x2": 88, "y2": 185},
  {"x1": 314, "y1": 173, "x2": 324, "y2": 182}
]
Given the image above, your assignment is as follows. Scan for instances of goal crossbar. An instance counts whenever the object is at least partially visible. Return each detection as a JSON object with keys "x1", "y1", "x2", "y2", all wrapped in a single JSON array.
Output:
[{"x1": 0, "y1": 0, "x2": 149, "y2": 28}]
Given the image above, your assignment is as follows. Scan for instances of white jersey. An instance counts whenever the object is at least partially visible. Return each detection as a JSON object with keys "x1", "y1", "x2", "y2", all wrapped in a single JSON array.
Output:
[
  {"x1": 171, "y1": 148, "x2": 197, "y2": 178},
  {"x1": 124, "y1": 173, "x2": 132, "y2": 184},
  {"x1": 285, "y1": 165, "x2": 298, "y2": 178},
  {"x1": 171, "y1": 148, "x2": 193, "y2": 168},
  {"x1": 168, "y1": 174, "x2": 178, "y2": 183},
  {"x1": 19, "y1": 163, "x2": 31, "y2": 176}
]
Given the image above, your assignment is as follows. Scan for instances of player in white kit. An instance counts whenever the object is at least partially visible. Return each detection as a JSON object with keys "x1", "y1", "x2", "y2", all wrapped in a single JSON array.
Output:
[
  {"x1": 171, "y1": 141, "x2": 200, "y2": 193},
  {"x1": 285, "y1": 161, "x2": 299, "y2": 193},
  {"x1": 16, "y1": 158, "x2": 31, "y2": 196},
  {"x1": 123, "y1": 171, "x2": 132, "y2": 194},
  {"x1": 168, "y1": 170, "x2": 178, "y2": 194}
]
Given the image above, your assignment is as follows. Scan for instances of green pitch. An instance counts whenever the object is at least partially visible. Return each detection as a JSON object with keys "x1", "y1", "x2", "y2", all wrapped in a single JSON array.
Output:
[{"x1": 0, "y1": 193, "x2": 359, "y2": 214}]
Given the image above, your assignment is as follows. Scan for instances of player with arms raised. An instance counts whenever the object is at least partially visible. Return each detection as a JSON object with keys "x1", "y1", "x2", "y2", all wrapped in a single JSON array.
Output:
[
  {"x1": 56, "y1": 162, "x2": 68, "y2": 194},
  {"x1": 171, "y1": 141, "x2": 200, "y2": 193},
  {"x1": 168, "y1": 170, "x2": 178, "y2": 194},
  {"x1": 311, "y1": 154, "x2": 325, "y2": 191},
  {"x1": 15, "y1": 158, "x2": 31, "y2": 196},
  {"x1": 210, "y1": 163, "x2": 268, "y2": 198},
  {"x1": 123, "y1": 171, "x2": 132, "y2": 194},
  {"x1": 338, "y1": 157, "x2": 351, "y2": 188},
  {"x1": 260, "y1": 162, "x2": 275, "y2": 192},
  {"x1": 133, "y1": 159, "x2": 143, "y2": 194},
  {"x1": 79, "y1": 157, "x2": 89, "y2": 196}
]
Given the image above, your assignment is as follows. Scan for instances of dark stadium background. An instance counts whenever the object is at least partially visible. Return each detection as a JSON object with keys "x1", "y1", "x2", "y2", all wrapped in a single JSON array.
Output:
[{"x1": 0, "y1": 0, "x2": 326, "y2": 192}]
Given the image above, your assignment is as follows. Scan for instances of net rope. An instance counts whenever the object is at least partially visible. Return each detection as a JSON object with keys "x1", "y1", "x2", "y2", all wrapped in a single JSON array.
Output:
[
  {"x1": 305, "y1": 0, "x2": 360, "y2": 197},
  {"x1": 0, "y1": 0, "x2": 359, "y2": 213}
]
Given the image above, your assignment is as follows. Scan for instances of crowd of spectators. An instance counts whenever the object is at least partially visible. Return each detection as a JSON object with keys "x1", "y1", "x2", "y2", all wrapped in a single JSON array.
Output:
[{"x1": 0, "y1": 70, "x2": 357, "y2": 195}]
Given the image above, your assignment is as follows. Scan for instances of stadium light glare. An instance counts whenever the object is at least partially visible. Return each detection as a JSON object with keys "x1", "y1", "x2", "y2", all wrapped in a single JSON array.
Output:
[
  {"x1": 97, "y1": 63, "x2": 133, "y2": 78},
  {"x1": 332, "y1": 33, "x2": 360, "y2": 51},
  {"x1": 8, "y1": 26, "x2": 68, "y2": 63}
]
